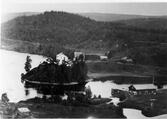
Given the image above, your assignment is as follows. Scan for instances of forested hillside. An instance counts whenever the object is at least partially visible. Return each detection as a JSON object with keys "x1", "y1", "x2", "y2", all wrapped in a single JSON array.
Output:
[
  {"x1": 2, "y1": 11, "x2": 167, "y2": 67},
  {"x1": 117, "y1": 17, "x2": 167, "y2": 31}
]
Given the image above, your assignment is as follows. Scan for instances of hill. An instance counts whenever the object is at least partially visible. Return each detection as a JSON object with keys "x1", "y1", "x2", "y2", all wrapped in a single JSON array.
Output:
[
  {"x1": 80, "y1": 13, "x2": 148, "y2": 21},
  {"x1": 2, "y1": 11, "x2": 167, "y2": 67},
  {"x1": 2, "y1": 11, "x2": 115, "y2": 50},
  {"x1": 116, "y1": 17, "x2": 167, "y2": 31},
  {"x1": 2, "y1": 12, "x2": 148, "y2": 23}
]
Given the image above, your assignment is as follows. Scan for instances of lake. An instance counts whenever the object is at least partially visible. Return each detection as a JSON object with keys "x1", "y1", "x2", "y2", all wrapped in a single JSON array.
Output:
[{"x1": 1, "y1": 49, "x2": 167, "y2": 119}]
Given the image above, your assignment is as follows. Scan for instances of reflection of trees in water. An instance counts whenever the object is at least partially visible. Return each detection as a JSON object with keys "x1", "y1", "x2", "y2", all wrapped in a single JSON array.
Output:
[
  {"x1": 22, "y1": 56, "x2": 89, "y2": 96},
  {"x1": 25, "y1": 89, "x2": 30, "y2": 96},
  {"x1": 153, "y1": 68, "x2": 167, "y2": 89},
  {"x1": 24, "y1": 82, "x2": 87, "y2": 95}
]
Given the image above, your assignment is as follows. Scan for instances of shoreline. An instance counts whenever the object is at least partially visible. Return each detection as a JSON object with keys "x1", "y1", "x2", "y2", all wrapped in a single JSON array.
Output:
[
  {"x1": 117, "y1": 89, "x2": 167, "y2": 117},
  {"x1": 1, "y1": 97, "x2": 126, "y2": 118}
]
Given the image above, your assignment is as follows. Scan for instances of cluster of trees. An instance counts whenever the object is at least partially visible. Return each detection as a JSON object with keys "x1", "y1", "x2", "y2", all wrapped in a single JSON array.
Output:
[
  {"x1": 22, "y1": 57, "x2": 88, "y2": 83},
  {"x1": 24, "y1": 56, "x2": 32, "y2": 72},
  {"x1": 126, "y1": 45, "x2": 167, "y2": 67}
]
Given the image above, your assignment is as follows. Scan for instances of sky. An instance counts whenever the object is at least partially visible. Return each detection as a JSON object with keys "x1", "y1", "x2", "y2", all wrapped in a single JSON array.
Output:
[{"x1": 1, "y1": 0, "x2": 167, "y2": 16}]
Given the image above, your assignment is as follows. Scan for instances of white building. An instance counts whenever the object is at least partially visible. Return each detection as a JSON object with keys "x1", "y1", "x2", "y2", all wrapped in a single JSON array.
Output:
[
  {"x1": 56, "y1": 52, "x2": 69, "y2": 64},
  {"x1": 121, "y1": 56, "x2": 133, "y2": 63},
  {"x1": 100, "y1": 55, "x2": 108, "y2": 60}
]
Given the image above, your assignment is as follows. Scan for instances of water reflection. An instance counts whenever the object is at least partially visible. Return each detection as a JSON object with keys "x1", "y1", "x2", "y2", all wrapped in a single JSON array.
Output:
[
  {"x1": 2, "y1": 78, "x2": 166, "y2": 103},
  {"x1": 87, "y1": 116, "x2": 95, "y2": 119},
  {"x1": 1, "y1": 75, "x2": 167, "y2": 103},
  {"x1": 25, "y1": 89, "x2": 29, "y2": 96},
  {"x1": 23, "y1": 80, "x2": 159, "y2": 101}
]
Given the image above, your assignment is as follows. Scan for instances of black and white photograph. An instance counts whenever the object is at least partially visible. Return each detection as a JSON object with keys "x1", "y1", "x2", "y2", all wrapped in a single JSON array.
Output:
[{"x1": 1, "y1": 0, "x2": 167, "y2": 118}]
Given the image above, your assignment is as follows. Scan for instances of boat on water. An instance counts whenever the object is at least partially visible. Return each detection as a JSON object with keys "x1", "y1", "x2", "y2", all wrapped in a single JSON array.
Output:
[{"x1": 21, "y1": 56, "x2": 89, "y2": 94}]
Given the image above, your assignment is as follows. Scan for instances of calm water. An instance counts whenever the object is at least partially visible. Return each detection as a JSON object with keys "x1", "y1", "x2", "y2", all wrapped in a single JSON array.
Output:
[
  {"x1": 0, "y1": 49, "x2": 163, "y2": 102},
  {"x1": 1, "y1": 49, "x2": 167, "y2": 119}
]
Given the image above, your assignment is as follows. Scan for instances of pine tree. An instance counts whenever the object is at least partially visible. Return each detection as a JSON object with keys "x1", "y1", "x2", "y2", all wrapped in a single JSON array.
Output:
[{"x1": 24, "y1": 56, "x2": 32, "y2": 72}]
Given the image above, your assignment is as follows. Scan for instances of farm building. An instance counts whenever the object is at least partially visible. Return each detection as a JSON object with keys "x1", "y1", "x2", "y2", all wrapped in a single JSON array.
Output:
[{"x1": 56, "y1": 52, "x2": 69, "y2": 64}]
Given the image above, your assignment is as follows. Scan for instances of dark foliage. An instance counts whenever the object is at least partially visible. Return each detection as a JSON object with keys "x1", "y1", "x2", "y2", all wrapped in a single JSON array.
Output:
[
  {"x1": 22, "y1": 58, "x2": 88, "y2": 83},
  {"x1": 2, "y1": 11, "x2": 167, "y2": 67},
  {"x1": 24, "y1": 56, "x2": 32, "y2": 72}
]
